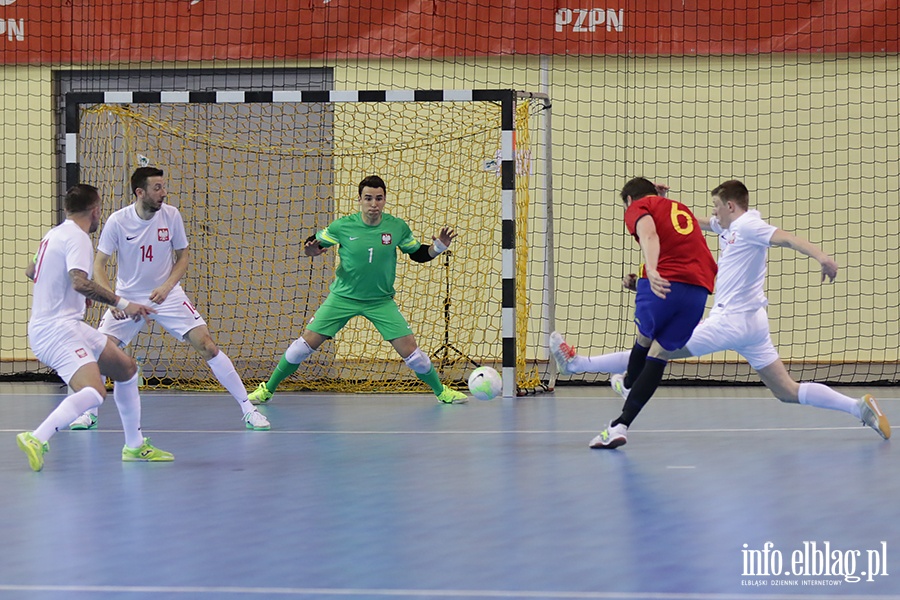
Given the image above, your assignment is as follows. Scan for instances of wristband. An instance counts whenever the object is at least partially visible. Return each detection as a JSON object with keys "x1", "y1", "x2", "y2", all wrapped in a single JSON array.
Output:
[
  {"x1": 115, "y1": 297, "x2": 130, "y2": 311},
  {"x1": 432, "y1": 239, "x2": 448, "y2": 254}
]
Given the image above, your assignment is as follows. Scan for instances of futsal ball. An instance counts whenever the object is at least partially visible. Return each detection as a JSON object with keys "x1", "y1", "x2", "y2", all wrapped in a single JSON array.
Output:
[{"x1": 467, "y1": 366, "x2": 502, "y2": 401}]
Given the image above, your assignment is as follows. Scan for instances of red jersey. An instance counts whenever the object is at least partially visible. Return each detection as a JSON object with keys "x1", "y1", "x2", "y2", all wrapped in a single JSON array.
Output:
[{"x1": 624, "y1": 195, "x2": 717, "y2": 293}]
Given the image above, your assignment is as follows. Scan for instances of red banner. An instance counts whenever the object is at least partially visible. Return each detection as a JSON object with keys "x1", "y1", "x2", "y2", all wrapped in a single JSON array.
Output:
[{"x1": 0, "y1": 0, "x2": 897, "y2": 64}]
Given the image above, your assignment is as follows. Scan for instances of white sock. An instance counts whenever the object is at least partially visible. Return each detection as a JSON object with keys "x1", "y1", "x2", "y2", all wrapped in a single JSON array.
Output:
[
  {"x1": 798, "y1": 382, "x2": 860, "y2": 418},
  {"x1": 114, "y1": 372, "x2": 145, "y2": 449},
  {"x1": 570, "y1": 351, "x2": 630, "y2": 374},
  {"x1": 34, "y1": 387, "x2": 104, "y2": 442},
  {"x1": 285, "y1": 337, "x2": 314, "y2": 364},
  {"x1": 207, "y1": 351, "x2": 253, "y2": 415}
]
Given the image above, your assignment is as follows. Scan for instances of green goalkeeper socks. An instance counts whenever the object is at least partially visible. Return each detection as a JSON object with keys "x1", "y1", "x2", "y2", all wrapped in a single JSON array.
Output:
[
  {"x1": 266, "y1": 355, "x2": 301, "y2": 393},
  {"x1": 267, "y1": 355, "x2": 444, "y2": 396},
  {"x1": 416, "y1": 366, "x2": 444, "y2": 395}
]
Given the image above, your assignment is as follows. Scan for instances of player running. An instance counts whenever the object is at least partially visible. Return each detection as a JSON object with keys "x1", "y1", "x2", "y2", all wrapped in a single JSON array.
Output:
[
  {"x1": 576, "y1": 177, "x2": 717, "y2": 449},
  {"x1": 551, "y1": 179, "x2": 890, "y2": 443}
]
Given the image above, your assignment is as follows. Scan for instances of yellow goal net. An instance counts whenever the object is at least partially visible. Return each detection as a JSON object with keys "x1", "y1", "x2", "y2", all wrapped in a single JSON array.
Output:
[{"x1": 72, "y1": 91, "x2": 547, "y2": 394}]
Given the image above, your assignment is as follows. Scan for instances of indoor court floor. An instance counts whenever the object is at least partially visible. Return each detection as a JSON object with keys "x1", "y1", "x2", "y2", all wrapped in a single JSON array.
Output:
[{"x1": 1, "y1": 382, "x2": 898, "y2": 599}]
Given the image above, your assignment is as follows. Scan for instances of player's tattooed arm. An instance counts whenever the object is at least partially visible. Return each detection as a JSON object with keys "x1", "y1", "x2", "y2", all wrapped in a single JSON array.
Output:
[
  {"x1": 69, "y1": 269, "x2": 156, "y2": 320},
  {"x1": 70, "y1": 269, "x2": 119, "y2": 305}
]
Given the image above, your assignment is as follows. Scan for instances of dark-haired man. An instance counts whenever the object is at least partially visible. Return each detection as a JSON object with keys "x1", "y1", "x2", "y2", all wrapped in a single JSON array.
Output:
[
  {"x1": 552, "y1": 179, "x2": 890, "y2": 443},
  {"x1": 557, "y1": 177, "x2": 717, "y2": 449},
  {"x1": 69, "y1": 167, "x2": 270, "y2": 432},
  {"x1": 18, "y1": 184, "x2": 166, "y2": 471},
  {"x1": 248, "y1": 175, "x2": 467, "y2": 405}
]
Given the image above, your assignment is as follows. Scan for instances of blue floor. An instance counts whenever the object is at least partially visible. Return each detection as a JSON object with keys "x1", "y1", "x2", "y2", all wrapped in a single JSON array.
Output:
[{"x1": 2, "y1": 383, "x2": 898, "y2": 599}]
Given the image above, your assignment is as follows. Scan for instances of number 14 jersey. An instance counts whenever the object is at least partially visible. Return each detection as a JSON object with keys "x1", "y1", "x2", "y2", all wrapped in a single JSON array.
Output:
[{"x1": 97, "y1": 203, "x2": 189, "y2": 298}]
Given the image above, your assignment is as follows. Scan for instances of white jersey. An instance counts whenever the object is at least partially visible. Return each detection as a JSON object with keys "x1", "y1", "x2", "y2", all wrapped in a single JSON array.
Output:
[
  {"x1": 98, "y1": 203, "x2": 189, "y2": 297},
  {"x1": 29, "y1": 219, "x2": 94, "y2": 327},
  {"x1": 708, "y1": 210, "x2": 777, "y2": 314}
]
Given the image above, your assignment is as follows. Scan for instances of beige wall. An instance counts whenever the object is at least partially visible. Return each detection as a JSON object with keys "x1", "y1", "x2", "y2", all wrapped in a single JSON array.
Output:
[
  {"x1": 0, "y1": 68, "x2": 54, "y2": 362},
  {"x1": 3, "y1": 55, "x2": 898, "y2": 366}
]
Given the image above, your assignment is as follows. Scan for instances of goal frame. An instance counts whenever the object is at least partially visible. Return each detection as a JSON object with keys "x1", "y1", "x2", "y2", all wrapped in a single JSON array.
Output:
[{"x1": 64, "y1": 88, "x2": 552, "y2": 398}]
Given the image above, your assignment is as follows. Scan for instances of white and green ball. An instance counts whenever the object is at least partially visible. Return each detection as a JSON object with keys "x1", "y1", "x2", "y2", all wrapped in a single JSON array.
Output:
[{"x1": 467, "y1": 366, "x2": 502, "y2": 401}]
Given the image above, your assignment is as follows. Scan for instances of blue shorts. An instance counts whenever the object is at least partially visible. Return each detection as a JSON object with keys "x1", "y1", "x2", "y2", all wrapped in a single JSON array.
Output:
[{"x1": 633, "y1": 279, "x2": 709, "y2": 351}]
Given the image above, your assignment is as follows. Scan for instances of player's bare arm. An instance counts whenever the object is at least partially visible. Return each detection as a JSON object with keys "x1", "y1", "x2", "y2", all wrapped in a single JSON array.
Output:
[
  {"x1": 70, "y1": 269, "x2": 156, "y2": 320},
  {"x1": 93, "y1": 251, "x2": 126, "y2": 318},
  {"x1": 769, "y1": 229, "x2": 838, "y2": 282},
  {"x1": 303, "y1": 234, "x2": 327, "y2": 257},
  {"x1": 428, "y1": 226, "x2": 458, "y2": 258},
  {"x1": 149, "y1": 247, "x2": 189, "y2": 304},
  {"x1": 696, "y1": 215, "x2": 713, "y2": 231},
  {"x1": 92, "y1": 250, "x2": 115, "y2": 291}
]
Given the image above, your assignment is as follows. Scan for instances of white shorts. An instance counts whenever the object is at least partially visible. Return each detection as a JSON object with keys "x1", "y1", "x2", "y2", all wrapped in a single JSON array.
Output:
[
  {"x1": 28, "y1": 320, "x2": 109, "y2": 385},
  {"x1": 98, "y1": 286, "x2": 207, "y2": 347},
  {"x1": 685, "y1": 306, "x2": 780, "y2": 371}
]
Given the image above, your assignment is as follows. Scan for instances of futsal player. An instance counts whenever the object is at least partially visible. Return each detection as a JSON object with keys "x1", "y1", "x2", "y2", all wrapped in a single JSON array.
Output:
[
  {"x1": 17, "y1": 184, "x2": 171, "y2": 471},
  {"x1": 68, "y1": 167, "x2": 270, "y2": 431},
  {"x1": 551, "y1": 179, "x2": 890, "y2": 442},
  {"x1": 248, "y1": 175, "x2": 468, "y2": 405},
  {"x1": 574, "y1": 177, "x2": 717, "y2": 449}
]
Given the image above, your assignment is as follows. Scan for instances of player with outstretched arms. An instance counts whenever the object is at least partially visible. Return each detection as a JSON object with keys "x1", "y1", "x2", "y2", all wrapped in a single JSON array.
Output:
[
  {"x1": 68, "y1": 167, "x2": 270, "y2": 432},
  {"x1": 248, "y1": 175, "x2": 468, "y2": 405}
]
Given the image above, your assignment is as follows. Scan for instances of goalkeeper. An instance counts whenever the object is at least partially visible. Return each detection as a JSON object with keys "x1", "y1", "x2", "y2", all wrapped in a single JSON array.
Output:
[{"x1": 248, "y1": 175, "x2": 467, "y2": 405}]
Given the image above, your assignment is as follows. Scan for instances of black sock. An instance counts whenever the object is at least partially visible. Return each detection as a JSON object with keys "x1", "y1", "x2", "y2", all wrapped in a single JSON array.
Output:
[
  {"x1": 614, "y1": 356, "x2": 667, "y2": 427},
  {"x1": 623, "y1": 342, "x2": 650, "y2": 389}
]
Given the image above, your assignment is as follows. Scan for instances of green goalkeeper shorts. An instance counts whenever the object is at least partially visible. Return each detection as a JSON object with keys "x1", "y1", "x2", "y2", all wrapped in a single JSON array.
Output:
[{"x1": 306, "y1": 294, "x2": 413, "y2": 341}]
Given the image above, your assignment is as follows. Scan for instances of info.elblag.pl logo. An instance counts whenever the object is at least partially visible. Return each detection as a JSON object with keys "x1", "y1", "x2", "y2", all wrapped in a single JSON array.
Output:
[{"x1": 742, "y1": 541, "x2": 889, "y2": 586}]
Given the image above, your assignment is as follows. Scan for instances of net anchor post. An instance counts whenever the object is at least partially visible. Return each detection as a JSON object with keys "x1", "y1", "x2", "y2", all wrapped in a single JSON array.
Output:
[{"x1": 429, "y1": 250, "x2": 481, "y2": 374}]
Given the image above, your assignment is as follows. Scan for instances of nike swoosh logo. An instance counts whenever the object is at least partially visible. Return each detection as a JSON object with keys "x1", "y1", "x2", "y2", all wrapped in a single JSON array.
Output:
[
  {"x1": 348, "y1": 237, "x2": 359, "y2": 240},
  {"x1": 126, "y1": 235, "x2": 138, "y2": 241}
]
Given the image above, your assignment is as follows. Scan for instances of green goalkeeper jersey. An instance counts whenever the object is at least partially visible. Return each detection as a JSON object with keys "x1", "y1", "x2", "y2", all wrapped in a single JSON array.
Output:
[{"x1": 316, "y1": 212, "x2": 421, "y2": 301}]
